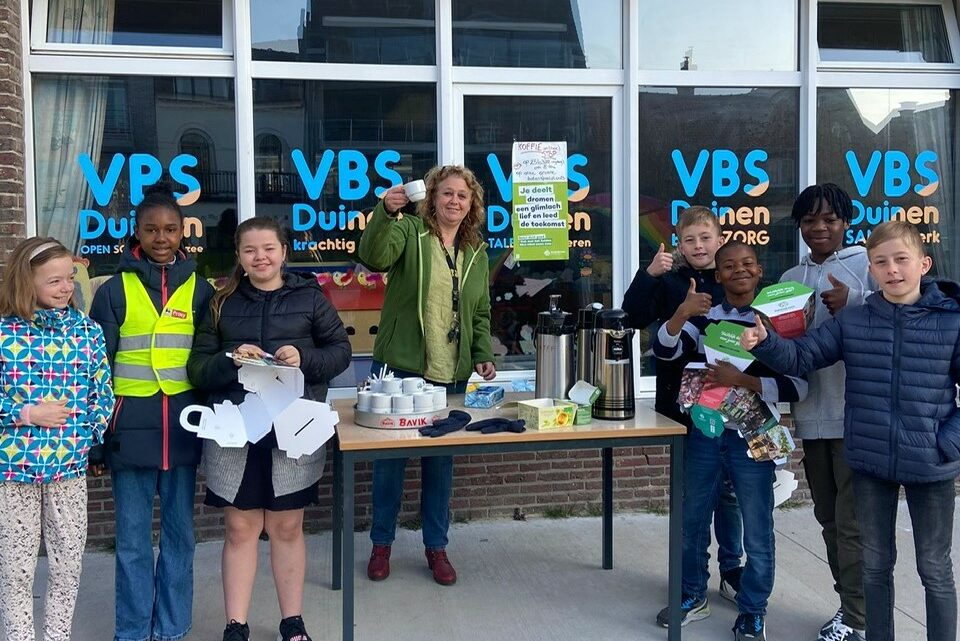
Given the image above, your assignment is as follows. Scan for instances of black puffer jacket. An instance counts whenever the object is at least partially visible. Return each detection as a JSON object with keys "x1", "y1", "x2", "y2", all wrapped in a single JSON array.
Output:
[
  {"x1": 186, "y1": 272, "x2": 352, "y2": 407},
  {"x1": 89, "y1": 246, "x2": 215, "y2": 471},
  {"x1": 622, "y1": 254, "x2": 724, "y2": 425}
]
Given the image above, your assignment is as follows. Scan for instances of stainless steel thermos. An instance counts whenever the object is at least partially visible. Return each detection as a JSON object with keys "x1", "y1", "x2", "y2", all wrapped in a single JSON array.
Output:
[
  {"x1": 575, "y1": 303, "x2": 603, "y2": 385},
  {"x1": 534, "y1": 294, "x2": 577, "y2": 399},
  {"x1": 592, "y1": 309, "x2": 636, "y2": 420}
]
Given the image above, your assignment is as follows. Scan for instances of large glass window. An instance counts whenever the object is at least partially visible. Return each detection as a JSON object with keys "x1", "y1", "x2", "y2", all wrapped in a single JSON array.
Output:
[
  {"x1": 252, "y1": 80, "x2": 437, "y2": 376},
  {"x1": 44, "y1": 0, "x2": 223, "y2": 48},
  {"x1": 818, "y1": 87, "x2": 959, "y2": 279},
  {"x1": 251, "y1": 0, "x2": 436, "y2": 64},
  {"x1": 32, "y1": 74, "x2": 238, "y2": 291},
  {"x1": 638, "y1": 1, "x2": 797, "y2": 71},
  {"x1": 637, "y1": 86, "x2": 800, "y2": 374},
  {"x1": 463, "y1": 95, "x2": 614, "y2": 371},
  {"x1": 452, "y1": 0, "x2": 621, "y2": 68},
  {"x1": 819, "y1": 2, "x2": 953, "y2": 63}
]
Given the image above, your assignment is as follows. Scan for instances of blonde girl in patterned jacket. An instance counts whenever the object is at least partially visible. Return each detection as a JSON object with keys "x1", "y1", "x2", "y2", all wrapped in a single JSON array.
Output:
[{"x1": 0, "y1": 237, "x2": 115, "y2": 641}]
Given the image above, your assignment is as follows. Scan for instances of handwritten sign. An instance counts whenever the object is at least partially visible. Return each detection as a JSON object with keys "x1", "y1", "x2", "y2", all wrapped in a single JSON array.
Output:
[{"x1": 511, "y1": 141, "x2": 569, "y2": 261}]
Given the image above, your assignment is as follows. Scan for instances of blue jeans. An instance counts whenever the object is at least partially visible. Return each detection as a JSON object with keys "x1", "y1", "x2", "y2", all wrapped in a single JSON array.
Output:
[
  {"x1": 369, "y1": 361, "x2": 467, "y2": 550},
  {"x1": 852, "y1": 473, "x2": 957, "y2": 641},
  {"x1": 715, "y1": 470, "x2": 744, "y2": 573},
  {"x1": 682, "y1": 429, "x2": 776, "y2": 614},
  {"x1": 112, "y1": 466, "x2": 197, "y2": 641}
]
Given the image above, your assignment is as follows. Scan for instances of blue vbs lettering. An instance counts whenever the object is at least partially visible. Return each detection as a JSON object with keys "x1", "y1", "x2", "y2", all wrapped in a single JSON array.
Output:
[{"x1": 669, "y1": 149, "x2": 771, "y2": 229}]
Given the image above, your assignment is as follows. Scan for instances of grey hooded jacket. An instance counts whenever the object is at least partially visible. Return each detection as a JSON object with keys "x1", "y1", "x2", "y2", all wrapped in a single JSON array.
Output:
[{"x1": 779, "y1": 246, "x2": 874, "y2": 440}]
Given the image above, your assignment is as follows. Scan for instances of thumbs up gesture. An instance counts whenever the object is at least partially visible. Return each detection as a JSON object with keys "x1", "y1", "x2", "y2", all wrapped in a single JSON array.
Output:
[
  {"x1": 740, "y1": 315, "x2": 768, "y2": 351},
  {"x1": 677, "y1": 278, "x2": 713, "y2": 319},
  {"x1": 646, "y1": 242, "x2": 674, "y2": 277},
  {"x1": 821, "y1": 273, "x2": 850, "y2": 316}
]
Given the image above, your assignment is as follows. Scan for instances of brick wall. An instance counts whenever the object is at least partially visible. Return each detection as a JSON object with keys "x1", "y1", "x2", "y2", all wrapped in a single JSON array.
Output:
[
  {"x1": 84, "y1": 445, "x2": 811, "y2": 548},
  {"x1": 0, "y1": 0, "x2": 25, "y2": 268}
]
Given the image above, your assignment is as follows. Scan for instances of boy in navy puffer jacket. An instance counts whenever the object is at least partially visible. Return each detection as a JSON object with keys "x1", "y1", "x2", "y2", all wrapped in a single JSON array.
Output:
[{"x1": 741, "y1": 221, "x2": 960, "y2": 641}]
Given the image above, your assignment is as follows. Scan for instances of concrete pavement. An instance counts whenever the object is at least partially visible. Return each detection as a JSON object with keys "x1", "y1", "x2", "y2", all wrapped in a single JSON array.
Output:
[{"x1": 18, "y1": 499, "x2": 959, "y2": 641}]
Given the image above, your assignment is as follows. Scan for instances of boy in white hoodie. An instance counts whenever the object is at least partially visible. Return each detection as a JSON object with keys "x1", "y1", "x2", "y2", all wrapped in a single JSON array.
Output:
[{"x1": 780, "y1": 184, "x2": 875, "y2": 641}]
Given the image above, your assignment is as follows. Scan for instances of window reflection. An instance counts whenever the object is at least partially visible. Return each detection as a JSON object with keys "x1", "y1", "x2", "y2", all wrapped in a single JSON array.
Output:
[
  {"x1": 46, "y1": 0, "x2": 223, "y2": 48},
  {"x1": 638, "y1": 1, "x2": 797, "y2": 71},
  {"x1": 251, "y1": 0, "x2": 435, "y2": 64},
  {"x1": 464, "y1": 95, "x2": 613, "y2": 371},
  {"x1": 818, "y1": 88, "x2": 958, "y2": 279},
  {"x1": 452, "y1": 0, "x2": 620, "y2": 68},
  {"x1": 819, "y1": 3, "x2": 953, "y2": 63},
  {"x1": 31, "y1": 74, "x2": 238, "y2": 281}
]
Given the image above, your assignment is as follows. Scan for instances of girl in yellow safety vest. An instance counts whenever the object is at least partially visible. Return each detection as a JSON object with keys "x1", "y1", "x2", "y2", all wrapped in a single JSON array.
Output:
[{"x1": 90, "y1": 184, "x2": 216, "y2": 641}]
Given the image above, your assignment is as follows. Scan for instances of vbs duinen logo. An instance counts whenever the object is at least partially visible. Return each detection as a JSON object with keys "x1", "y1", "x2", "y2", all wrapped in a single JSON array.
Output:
[
  {"x1": 78, "y1": 153, "x2": 203, "y2": 254},
  {"x1": 845, "y1": 150, "x2": 941, "y2": 244},
  {"x1": 671, "y1": 148, "x2": 771, "y2": 245},
  {"x1": 287, "y1": 148, "x2": 593, "y2": 253}
]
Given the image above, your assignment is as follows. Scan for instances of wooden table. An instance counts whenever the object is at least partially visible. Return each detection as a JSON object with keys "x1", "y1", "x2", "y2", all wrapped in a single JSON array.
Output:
[{"x1": 329, "y1": 396, "x2": 687, "y2": 641}]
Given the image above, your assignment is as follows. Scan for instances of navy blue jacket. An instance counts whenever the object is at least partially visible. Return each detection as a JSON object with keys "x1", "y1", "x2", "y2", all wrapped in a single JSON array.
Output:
[
  {"x1": 752, "y1": 279, "x2": 960, "y2": 484},
  {"x1": 623, "y1": 256, "x2": 725, "y2": 425},
  {"x1": 89, "y1": 245, "x2": 215, "y2": 471}
]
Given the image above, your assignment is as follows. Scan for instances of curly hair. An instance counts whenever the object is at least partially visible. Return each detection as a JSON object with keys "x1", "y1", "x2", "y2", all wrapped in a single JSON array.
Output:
[
  {"x1": 791, "y1": 183, "x2": 854, "y2": 225},
  {"x1": 416, "y1": 165, "x2": 486, "y2": 249}
]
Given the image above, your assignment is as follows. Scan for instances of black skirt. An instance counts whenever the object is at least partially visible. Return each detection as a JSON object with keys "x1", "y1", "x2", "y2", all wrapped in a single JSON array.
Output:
[{"x1": 204, "y1": 442, "x2": 319, "y2": 511}]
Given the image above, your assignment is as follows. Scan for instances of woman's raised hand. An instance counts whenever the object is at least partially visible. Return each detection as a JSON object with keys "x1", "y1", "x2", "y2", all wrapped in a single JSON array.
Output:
[{"x1": 383, "y1": 185, "x2": 410, "y2": 214}]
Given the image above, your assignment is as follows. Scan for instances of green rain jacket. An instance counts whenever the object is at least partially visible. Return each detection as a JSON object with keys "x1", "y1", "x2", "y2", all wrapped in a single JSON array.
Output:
[{"x1": 357, "y1": 200, "x2": 494, "y2": 382}]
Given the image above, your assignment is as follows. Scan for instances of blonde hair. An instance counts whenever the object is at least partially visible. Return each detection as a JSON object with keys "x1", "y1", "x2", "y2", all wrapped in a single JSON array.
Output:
[
  {"x1": 865, "y1": 221, "x2": 925, "y2": 258},
  {"x1": 0, "y1": 237, "x2": 76, "y2": 318},
  {"x1": 676, "y1": 205, "x2": 721, "y2": 236},
  {"x1": 416, "y1": 165, "x2": 486, "y2": 249}
]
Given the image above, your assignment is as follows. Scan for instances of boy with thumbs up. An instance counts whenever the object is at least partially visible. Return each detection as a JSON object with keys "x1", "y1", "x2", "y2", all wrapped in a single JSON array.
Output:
[
  {"x1": 623, "y1": 206, "x2": 747, "y2": 602},
  {"x1": 778, "y1": 184, "x2": 874, "y2": 641}
]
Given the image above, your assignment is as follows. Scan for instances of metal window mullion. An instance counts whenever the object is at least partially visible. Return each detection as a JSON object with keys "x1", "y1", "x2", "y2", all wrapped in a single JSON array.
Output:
[
  {"x1": 233, "y1": 0, "x2": 256, "y2": 222},
  {"x1": 800, "y1": 0, "x2": 819, "y2": 262},
  {"x1": 21, "y1": 0, "x2": 36, "y2": 236},
  {"x1": 437, "y1": 0, "x2": 454, "y2": 164}
]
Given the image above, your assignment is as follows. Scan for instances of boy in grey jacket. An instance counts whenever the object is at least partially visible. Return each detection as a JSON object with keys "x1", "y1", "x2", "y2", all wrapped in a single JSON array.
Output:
[{"x1": 780, "y1": 184, "x2": 874, "y2": 641}]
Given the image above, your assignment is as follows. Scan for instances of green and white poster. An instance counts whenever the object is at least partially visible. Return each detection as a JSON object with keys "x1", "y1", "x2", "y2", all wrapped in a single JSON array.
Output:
[{"x1": 511, "y1": 141, "x2": 569, "y2": 261}]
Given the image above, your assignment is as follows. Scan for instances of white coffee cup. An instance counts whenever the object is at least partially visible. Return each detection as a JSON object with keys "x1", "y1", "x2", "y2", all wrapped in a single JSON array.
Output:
[
  {"x1": 392, "y1": 394, "x2": 414, "y2": 413},
  {"x1": 371, "y1": 393, "x2": 392, "y2": 413},
  {"x1": 402, "y1": 377, "x2": 426, "y2": 394},
  {"x1": 357, "y1": 390, "x2": 372, "y2": 412},
  {"x1": 412, "y1": 392, "x2": 433, "y2": 412},
  {"x1": 382, "y1": 377, "x2": 402, "y2": 394},
  {"x1": 403, "y1": 179, "x2": 427, "y2": 202},
  {"x1": 432, "y1": 387, "x2": 447, "y2": 410}
]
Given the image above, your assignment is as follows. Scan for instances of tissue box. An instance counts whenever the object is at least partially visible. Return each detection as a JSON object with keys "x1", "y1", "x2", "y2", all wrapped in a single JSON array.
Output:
[
  {"x1": 752, "y1": 281, "x2": 815, "y2": 339},
  {"x1": 518, "y1": 399, "x2": 577, "y2": 430},
  {"x1": 464, "y1": 385, "x2": 505, "y2": 409}
]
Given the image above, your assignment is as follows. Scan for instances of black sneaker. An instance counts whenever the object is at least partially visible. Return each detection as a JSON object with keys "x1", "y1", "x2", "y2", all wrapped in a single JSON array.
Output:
[
  {"x1": 719, "y1": 566, "x2": 743, "y2": 603},
  {"x1": 821, "y1": 622, "x2": 866, "y2": 641},
  {"x1": 733, "y1": 613, "x2": 766, "y2": 641},
  {"x1": 656, "y1": 594, "x2": 710, "y2": 627},
  {"x1": 818, "y1": 608, "x2": 844, "y2": 638},
  {"x1": 223, "y1": 620, "x2": 249, "y2": 641},
  {"x1": 278, "y1": 615, "x2": 313, "y2": 641}
]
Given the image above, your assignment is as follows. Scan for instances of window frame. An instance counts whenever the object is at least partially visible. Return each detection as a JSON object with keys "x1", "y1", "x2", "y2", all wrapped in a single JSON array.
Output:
[
  {"x1": 29, "y1": 0, "x2": 236, "y2": 58},
  {"x1": 816, "y1": 0, "x2": 960, "y2": 72}
]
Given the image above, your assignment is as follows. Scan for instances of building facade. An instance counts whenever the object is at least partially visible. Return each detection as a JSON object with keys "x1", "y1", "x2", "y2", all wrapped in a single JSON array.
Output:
[{"x1": 4, "y1": 0, "x2": 960, "y2": 544}]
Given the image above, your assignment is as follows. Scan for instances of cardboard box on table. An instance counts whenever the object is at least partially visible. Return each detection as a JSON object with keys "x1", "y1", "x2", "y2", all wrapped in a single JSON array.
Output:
[{"x1": 518, "y1": 398, "x2": 577, "y2": 430}]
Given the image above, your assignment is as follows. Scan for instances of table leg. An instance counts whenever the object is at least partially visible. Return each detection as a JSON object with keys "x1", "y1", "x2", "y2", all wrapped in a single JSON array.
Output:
[
  {"x1": 342, "y1": 454, "x2": 356, "y2": 641},
  {"x1": 331, "y1": 441, "x2": 343, "y2": 591},
  {"x1": 602, "y1": 446, "x2": 613, "y2": 570},
  {"x1": 667, "y1": 434, "x2": 685, "y2": 641}
]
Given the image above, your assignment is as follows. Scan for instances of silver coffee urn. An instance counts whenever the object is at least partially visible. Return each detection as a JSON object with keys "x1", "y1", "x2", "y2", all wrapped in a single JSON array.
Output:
[
  {"x1": 592, "y1": 309, "x2": 636, "y2": 420},
  {"x1": 534, "y1": 294, "x2": 576, "y2": 399},
  {"x1": 576, "y1": 303, "x2": 603, "y2": 385}
]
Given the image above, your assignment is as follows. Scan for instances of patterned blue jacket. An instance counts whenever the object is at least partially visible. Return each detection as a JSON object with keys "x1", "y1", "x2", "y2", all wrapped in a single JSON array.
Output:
[
  {"x1": 0, "y1": 307, "x2": 114, "y2": 484},
  {"x1": 752, "y1": 280, "x2": 960, "y2": 484}
]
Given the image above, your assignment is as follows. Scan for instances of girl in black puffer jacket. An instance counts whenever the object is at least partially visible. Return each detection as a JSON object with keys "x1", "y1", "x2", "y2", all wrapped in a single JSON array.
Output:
[{"x1": 187, "y1": 217, "x2": 350, "y2": 641}]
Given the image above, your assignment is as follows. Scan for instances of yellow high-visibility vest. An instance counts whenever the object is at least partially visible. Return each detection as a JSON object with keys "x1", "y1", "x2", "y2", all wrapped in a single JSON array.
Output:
[{"x1": 113, "y1": 271, "x2": 197, "y2": 396}]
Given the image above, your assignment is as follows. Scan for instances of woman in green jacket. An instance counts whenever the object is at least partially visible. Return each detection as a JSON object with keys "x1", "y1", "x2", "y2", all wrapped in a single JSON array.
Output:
[{"x1": 357, "y1": 164, "x2": 496, "y2": 586}]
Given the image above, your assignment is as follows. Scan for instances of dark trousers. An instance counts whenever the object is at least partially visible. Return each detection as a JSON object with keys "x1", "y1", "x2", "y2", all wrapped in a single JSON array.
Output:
[
  {"x1": 853, "y1": 473, "x2": 957, "y2": 641},
  {"x1": 802, "y1": 438, "x2": 865, "y2": 629}
]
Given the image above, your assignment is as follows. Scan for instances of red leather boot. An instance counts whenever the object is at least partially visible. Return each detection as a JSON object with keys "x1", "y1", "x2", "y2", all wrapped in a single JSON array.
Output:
[
  {"x1": 425, "y1": 548, "x2": 457, "y2": 586},
  {"x1": 367, "y1": 544, "x2": 391, "y2": 581}
]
